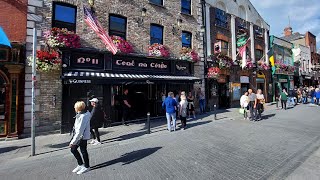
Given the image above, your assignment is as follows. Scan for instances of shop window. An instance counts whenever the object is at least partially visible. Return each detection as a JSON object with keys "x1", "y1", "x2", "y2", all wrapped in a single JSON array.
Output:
[
  {"x1": 149, "y1": 0, "x2": 163, "y2": 6},
  {"x1": 52, "y1": 2, "x2": 77, "y2": 32},
  {"x1": 255, "y1": 49, "x2": 263, "y2": 61},
  {"x1": 181, "y1": 0, "x2": 191, "y2": 14},
  {"x1": 109, "y1": 15, "x2": 127, "y2": 40},
  {"x1": 0, "y1": 48, "x2": 9, "y2": 61},
  {"x1": 215, "y1": 8, "x2": 227, "y2": 28},
  {"x1": 182, "y1": 31, "x2": 192, "y2": 48},
  {"x1": 11, "y1": 48, "x2": 20, "y2": 63},
  {"x1": 150, "y1": 24, "x2": 163, "y2": 45}
]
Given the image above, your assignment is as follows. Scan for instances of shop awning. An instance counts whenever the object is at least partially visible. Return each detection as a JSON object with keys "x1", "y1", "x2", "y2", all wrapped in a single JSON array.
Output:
[
  {"x1": 63, "y1": 71, "x2": 201, "y2": 81},
  {"x1": 0, "y1": 27, "x2": 11, "y2": 48}
]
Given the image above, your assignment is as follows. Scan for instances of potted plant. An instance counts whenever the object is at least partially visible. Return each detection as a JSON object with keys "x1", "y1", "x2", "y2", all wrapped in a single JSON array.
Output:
[
  {"x1": 207, "y1": 67, "x2": 220, "y2": 79},
  {"x1": 111, "y1": 35, "x2": 134, "y2": 54},
  {"x1": 180, "y1": 47, "x2": 200, "y2": 62},
  {"x1": 148, "y1": 43, "x2": 170, "y2": 58},
  {"x1": 28, "y1": 50, "x2": 62, "y2": 72},
  {"x1": 44, "y1": 28, "x2": 81, "y2": 49}
]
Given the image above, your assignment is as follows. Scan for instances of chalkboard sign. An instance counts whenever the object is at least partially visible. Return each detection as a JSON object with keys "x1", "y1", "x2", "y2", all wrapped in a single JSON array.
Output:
[{"x1": 232, "y1": 83, "x2": 241, "y2": 100}]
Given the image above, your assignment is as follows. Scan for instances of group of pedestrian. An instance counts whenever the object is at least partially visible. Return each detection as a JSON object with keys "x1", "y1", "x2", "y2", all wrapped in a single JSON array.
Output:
[
  {"x1": 296, "y1": 86, "x2": 320, "y2": 105},
  {"x1": 162, "y1": 88, "x2": 205, "y2": 131},
  {"x1": 240, "y1": 88, "x2": 265, "y2": 121}
]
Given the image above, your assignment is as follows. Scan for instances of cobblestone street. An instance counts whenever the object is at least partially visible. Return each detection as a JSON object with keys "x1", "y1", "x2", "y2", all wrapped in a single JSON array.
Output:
[{"x1": 1, "y1": 104, "x2": 320, "y2": 180}]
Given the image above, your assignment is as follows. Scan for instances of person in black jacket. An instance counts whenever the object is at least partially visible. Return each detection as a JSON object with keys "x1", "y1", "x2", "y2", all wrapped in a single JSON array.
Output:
[{"x1": 89, "y1": 98, "x2": 104, "y2": 145}]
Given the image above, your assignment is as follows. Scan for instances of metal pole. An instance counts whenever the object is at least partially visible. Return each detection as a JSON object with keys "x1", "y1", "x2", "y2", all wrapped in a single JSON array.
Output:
[
  {"x1": 147, "y1": 112, "x2": 150, "y2": 134},
  {"x1": 214, "y1": 104, "x2": 217, "y2": 120},
  {"x1": 31, "y1": 28, "x2": 37, "y2": 156}
]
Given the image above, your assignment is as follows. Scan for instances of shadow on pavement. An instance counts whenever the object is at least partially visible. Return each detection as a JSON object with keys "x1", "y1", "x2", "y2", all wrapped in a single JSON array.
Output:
[
  {"x1": 261, "y1": 114, "x2": 276, "y2": 121},
  {"x1": 90, "y1": 147, "x2": 162, "y2": 170},
  {"x1": 101, "y1": 131, "x2": 146, "y2": 144},
  {"x1": 0, "y1": 145, "x2": 30, "y2": 154}
]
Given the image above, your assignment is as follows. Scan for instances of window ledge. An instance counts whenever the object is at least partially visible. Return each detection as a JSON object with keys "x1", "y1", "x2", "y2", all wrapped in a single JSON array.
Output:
[
  {"x1": 149, "y1": 2, "x2": 166, "y2": 9},
  {"x1": 180, "y1": 12, "x2": 193, "y2": 18}
]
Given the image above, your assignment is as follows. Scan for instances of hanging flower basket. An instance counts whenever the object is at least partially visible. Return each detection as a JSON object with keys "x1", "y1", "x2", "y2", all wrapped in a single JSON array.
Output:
[
  {"x1": 275, "y1": 62, "x2": 288, "y2": 71},
  {"x1": 148, "y1": 43, "x2": 170, "y2": 58},
  {"x1": 180, "y1": 47, "x2": 200, "y2": 63},
  {"x1": 215, "y1": 54, "x2": 233, "y2": 69},
  {"x1": 287, "y1": 65, "x2": 295, "y2": 73},
  {"x1": 28, "y1": 50, "x2": 62, "y2": 72},
  {"x1": 207, "y1": 67, "x2": 220, "y2": 79},
  {"x1": 257, "y1": 60, "x2": 270, "y2": 70},
  {"x1": 111, "y1": 35, "x2": 134, "y2": 54},
  {"x1": 44, "y1": 28, "x2": 81, "y2": 49}
]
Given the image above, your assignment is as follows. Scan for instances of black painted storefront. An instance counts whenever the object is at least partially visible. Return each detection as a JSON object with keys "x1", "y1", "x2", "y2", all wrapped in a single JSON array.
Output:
[{"x1": 60, "y1": 49, "x2": 199, "y2": 133}]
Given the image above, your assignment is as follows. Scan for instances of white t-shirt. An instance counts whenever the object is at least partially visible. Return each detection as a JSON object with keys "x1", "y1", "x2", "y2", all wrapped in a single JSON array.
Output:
[{"x1": 179, "y1": 100, "x2": 188, "y2": 117}]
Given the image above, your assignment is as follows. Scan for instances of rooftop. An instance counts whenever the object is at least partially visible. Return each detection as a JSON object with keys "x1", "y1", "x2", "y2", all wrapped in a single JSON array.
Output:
[{"x1": 281, "y1": 32, "x2": 305, "y2": 42}]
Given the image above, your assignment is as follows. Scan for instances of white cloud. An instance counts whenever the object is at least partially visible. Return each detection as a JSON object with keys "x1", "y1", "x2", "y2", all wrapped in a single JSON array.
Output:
[{"x1": 250, "y1": 0, "x2": 320, "y2": 49}]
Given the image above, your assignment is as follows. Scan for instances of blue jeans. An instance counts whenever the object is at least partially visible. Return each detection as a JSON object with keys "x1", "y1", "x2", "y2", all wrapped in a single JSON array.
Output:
[
  {"x1": 303, "y1": 97, "x2": 307, "y2": 104},
  {"x1": 166, "y1": 112, "x2": 176, "y2": 131},
  {"x1": 199, "y1": 99, "x2": 205, "y2": 113},
  {"x1": 311, "y1": 97, "x2": 315, "y2": 104}
]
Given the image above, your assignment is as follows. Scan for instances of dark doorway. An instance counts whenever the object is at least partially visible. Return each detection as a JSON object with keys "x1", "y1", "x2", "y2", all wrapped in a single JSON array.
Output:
[{"x1": 218, "y1": 83, "x2": 229, "y2": 108}]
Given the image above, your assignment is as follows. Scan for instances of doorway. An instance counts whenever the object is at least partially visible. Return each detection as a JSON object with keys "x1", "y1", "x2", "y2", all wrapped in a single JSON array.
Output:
[
  {"x1": 0, "y1": 72, "x2": 8, "y2": 136},
  {"x1": 218, "y1": 83, "x2": 229, "y2": 108}
]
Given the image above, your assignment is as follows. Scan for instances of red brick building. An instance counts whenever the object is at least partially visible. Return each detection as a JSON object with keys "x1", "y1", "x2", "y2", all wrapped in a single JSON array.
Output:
[{"x1": 0, "y1": 0, "x2": 27, "y2": 137}]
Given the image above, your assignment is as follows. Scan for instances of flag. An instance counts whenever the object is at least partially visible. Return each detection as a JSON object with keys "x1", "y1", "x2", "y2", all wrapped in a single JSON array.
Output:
[
  {"x1": 240, "y1": 45, "x2": 247, "y2": 69},
  {"x1": 267, "y1": 48, "x2": 275, "y2": 74},
  {"x1": 83, "y1": 6, "x2": 117, "y2": 55}
]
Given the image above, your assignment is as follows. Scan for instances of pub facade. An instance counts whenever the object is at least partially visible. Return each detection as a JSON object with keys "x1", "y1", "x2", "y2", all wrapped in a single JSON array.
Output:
[{"x1": 24, "y1": 0, "x2": 204, "y2": 134}]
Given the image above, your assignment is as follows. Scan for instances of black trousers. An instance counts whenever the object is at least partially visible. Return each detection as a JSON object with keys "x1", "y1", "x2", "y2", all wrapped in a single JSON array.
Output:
[
  {"x1": 256, "y1": 103, "x2": 263, "y2": 120},
  {"x1": 180, "y1": 116, "x2": 187, "y2": 128},
  {"x1": 281, "y1": 100, "x2": 287, "y2": 110},
  {"x1": 90, "y1": 127, "x2": 100, "y2": 142},
  {"x1": 122, "y1": 109, "x2": 129, "y2": 124},
  {"x1": 70, "y1": 140, "x2": 90, "y2": 168},
  {"x1": 249, "y1": 101, "x2": 256, "y2": 120}
]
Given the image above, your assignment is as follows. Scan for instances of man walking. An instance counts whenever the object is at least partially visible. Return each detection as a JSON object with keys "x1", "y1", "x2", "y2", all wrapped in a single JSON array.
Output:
[
  {"x1": 248, "y1": 89, "x2": 257, "y2": 121},
  {"x1": 89, "y1": 98, "x2": 104, "y2": 145},
  {"x1": 122, "y1": 89, "x2": 131, "y2": 126},
  {"x1": 162, "y1": 92, "x2": 178, "y2": 132}
]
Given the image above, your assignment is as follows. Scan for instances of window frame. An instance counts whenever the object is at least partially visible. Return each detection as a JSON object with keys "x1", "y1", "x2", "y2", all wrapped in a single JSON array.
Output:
[
  {"x1": 182, "y1": 31, "x2": 192, "y2": 48},
  {"x1": 0, "y1": 48, "x2": 9, "y2": 61},
  {"x1": 215, "y1": 8, "x2": 228, "y2": 28},
  {"x1": 150, "y1": 24, "x2": 164, "y2": 45},
  {"x1": 109, "y1": 14, "x2": 127, "y2": 40},
  {"x1": 149, "y1": 0, "x2": 164, "y2": 6},
  {"x1": 52, "y1": 2, "x2": 77, "y2": 32},
  {"x1": 181, "y1": 0, "x2": 191, "y2": 15}
]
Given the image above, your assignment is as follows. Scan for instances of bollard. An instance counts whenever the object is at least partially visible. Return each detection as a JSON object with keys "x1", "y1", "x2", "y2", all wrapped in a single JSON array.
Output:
[
  {"x1": 214, "y1": 104, "x2": 217, "y2": 120},
  {"x1": 147, "y1": 112, "x2": 151, "y2": 134}
]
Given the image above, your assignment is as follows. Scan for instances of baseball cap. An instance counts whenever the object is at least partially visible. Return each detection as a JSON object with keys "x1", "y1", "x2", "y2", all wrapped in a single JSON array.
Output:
[{"x1": 89, "y1": 98, "x2": 99, "y2": 103}]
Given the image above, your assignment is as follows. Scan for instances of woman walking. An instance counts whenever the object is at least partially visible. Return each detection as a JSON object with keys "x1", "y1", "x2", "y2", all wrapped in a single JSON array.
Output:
[
  {"x1": 187, "y1": 92, "x2": 196, "y2": 119},
  {"x1": 280, "y1": 89, "x2": 288, "y2": 110},
  {"x1": 240, "y1": 91, "x2": 249, "y2": 120},
  {"x1": 70, "y1": 101, "x2": 91, "y2": 175},
  {"x1": 89, "y1": 98, "x2": 104, "y2": 145},
  {"x1": 256, "y1": 89, "x2": 265, "y2": 121},
  {"x1": 179, "y1": 94, "x2": 188, "y2": 130}
]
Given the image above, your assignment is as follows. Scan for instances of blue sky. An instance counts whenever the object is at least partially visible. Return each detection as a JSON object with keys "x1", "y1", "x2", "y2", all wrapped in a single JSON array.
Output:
[{"x1": 250, "y1": 0, "x2": 320, "y2": 50}]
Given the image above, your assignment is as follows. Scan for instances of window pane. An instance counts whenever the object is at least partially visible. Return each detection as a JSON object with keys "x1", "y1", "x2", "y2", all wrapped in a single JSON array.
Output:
[
  {"x1": 110, "y1": 16, "x2": 126, "y2": 33},
  {"x1": 54, "y1": 4, "x2": 76, "y2": 23},
  {"x1": 150, "y1": 25, "x2": 163, "y2": 44},
  {"x1": 181, "y1": 0, "x2": 191, "y2": 14},
  {"x1": 182, "y1": 32, "x2": 192, "y2": 48},
  {"x1": 150, "y1": 0, "x2": 163, "y2": 5}
]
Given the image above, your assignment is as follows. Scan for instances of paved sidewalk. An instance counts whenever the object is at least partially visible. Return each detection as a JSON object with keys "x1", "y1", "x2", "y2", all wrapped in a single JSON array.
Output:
[{"x1": 0, "y1": 105, "x2": 260, "y2": 163}]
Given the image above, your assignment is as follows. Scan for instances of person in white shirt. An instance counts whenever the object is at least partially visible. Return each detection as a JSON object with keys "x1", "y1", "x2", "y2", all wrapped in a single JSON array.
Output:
[
  {"x1": 240, "y1": 91, "x2": 249, "y2": 120},
  {"x1": 70, "y1": 101, "x2": 91, "y2": 175},
  {"x1": 256, "y1": 89, "x2": 265, "y2": 121},
  {"x1": 179, "y1": 94, "x2": 188, "y2": 130}
]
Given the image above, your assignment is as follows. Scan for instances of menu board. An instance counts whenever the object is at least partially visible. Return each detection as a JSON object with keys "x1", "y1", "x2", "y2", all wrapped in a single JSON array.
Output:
[{"x1": 232, "y1": 83, "x2": 241, "y2": 100}]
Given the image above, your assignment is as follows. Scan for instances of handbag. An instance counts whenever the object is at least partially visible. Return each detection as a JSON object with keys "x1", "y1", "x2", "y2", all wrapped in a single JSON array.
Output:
[{"x1": 239, "y1": 108, "x2": 245, "y2": 114}]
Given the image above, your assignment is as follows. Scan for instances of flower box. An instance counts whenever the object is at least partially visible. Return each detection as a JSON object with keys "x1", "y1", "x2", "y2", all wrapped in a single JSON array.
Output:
[
  {"x1": 44, "y1": 28, "x2": 81, "y2": 49},
  {"x1": 111, "y1": 36, "x2": 134, "y2": 54},
  {"x1": 148, "y1": 43, "x2": 170, "y2": 58},
  {"x1": 28, "y1": 50, "x2": 62, "y2": 72},
  {"x1": 180, "y1": 47, "x2": 200, "y2": 63}
]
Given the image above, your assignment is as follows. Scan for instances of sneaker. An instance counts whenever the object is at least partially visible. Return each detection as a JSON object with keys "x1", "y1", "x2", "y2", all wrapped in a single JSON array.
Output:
[
  {"x1": 89, "y1": 140, "x2": 96, "y2": 144},
  {"x1": 72, "y1": 165, "x2": 84, "y2": 173},
  {"x1": 76, "y1": 166, "x2": 90, "y2": 175},
  {"x1": 93, "y1": 141, "x2": 101, "y2": 145}
]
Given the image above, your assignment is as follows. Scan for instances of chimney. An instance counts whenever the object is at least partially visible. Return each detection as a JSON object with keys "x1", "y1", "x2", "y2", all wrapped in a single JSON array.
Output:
[{"x1": 284, "y1": 27, "x2": 292, "y2": 36}]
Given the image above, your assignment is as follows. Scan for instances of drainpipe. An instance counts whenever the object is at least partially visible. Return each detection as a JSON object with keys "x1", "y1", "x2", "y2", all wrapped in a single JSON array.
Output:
[{"x1": 201, "y1": 0, "x2": 208, "y2": 109}]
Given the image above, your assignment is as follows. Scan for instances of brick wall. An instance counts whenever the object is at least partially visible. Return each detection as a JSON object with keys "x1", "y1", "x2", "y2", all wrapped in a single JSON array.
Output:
[
  {"x1": 24, "y1": 0, "x2": 204, "y2": 133},
  {"x1": 0, "y1": 0, "x2": 28, "y2": 42}
]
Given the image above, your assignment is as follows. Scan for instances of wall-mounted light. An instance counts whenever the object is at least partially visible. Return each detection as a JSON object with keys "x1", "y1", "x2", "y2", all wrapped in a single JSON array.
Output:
[
  {"x1": 88, "y1": 0, "x2": 94, "y2": 7},
  {"x1": 141, "y1": 8, "x2": 147, "y2": 17}
]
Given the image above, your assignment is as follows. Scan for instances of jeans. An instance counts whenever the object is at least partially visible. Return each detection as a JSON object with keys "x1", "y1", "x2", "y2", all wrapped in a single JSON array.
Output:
[
  {"x1": 256, "y1": 104, "x2": 263, "y2": 120},
  {"x1": 122, "y1": 108, "x2": 129, "y2": 125},
  {"x1": 90, "y1": 127, "x2": 100, "y2": 142},
  {"x1": 243, "y1": 107, "x2": 248, "y2": 119},
  {"x1": 281, "y1": 100, "x2": 287, "y2": 110},
  {"x1": 303, "y1": 97, "x2": 307, "y2": 104},
  {"x1": 71, "y1": 140, "x2": 90, "y2": 168},
  {"x1": 166, "y1": 112, "x2": 176, "y2": 131},
  {"x1": 199, "y1": 99, "x2": 205, "y2": 113},
  {"x1": 311, "y1": 97, "x2": 315, "y2": 104},
  {"x1": 317, "y1": 98, "x2": 320, "y2": 105},
  {"x1": 249, "y1": 101, "x2": 256, "y2": 120}
]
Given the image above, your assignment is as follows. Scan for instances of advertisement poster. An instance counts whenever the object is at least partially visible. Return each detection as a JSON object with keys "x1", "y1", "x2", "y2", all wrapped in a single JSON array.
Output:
[{"x1": 232, "y1": 83, "x2": 241, "y2": 100}]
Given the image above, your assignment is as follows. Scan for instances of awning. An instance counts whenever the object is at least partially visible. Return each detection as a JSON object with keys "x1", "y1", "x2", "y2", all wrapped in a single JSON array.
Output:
[
  {"x1": 63, "y1": 71, "x2": 201, "y2": 81},
  {"x1": 0, "y1": 27, "x2": 11, "y2": 48}
]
